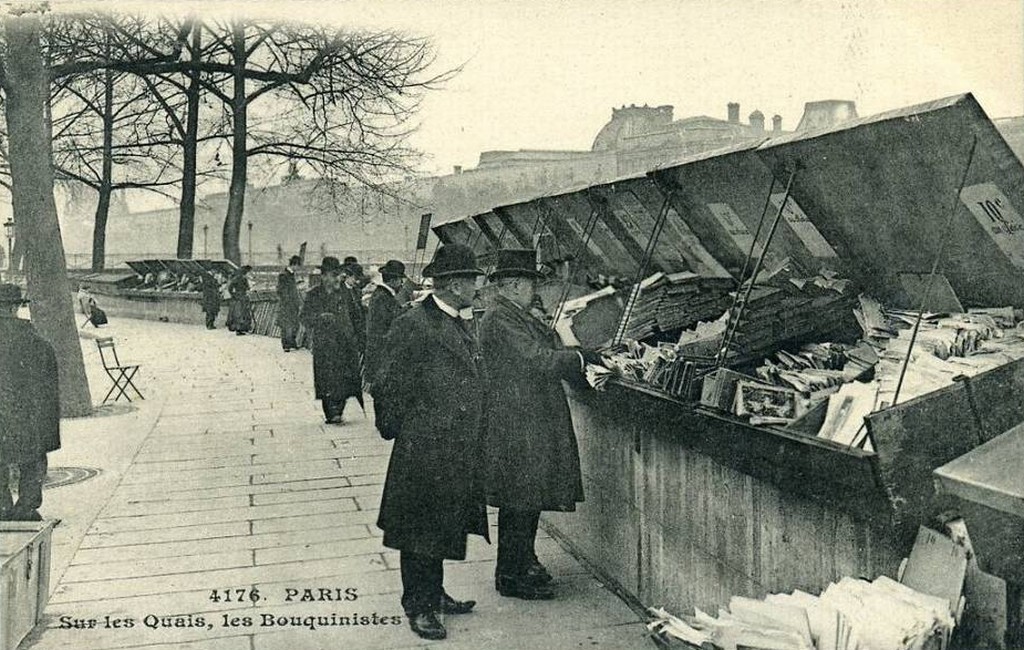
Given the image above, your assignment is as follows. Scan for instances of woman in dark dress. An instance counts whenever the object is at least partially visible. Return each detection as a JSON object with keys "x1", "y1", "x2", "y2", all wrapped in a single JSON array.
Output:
[{"x1": 226, "y1": 266, "x2": 253, "y2": 335}]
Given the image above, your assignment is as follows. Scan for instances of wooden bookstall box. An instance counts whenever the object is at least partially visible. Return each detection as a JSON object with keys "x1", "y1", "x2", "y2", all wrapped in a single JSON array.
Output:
[{"x1": 0, "y1": 521, "x2": 56, "y2": 650}]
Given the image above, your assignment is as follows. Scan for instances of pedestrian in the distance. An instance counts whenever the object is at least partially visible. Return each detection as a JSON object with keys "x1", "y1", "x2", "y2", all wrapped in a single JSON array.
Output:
[
  {"x1": 479, "y1": 248, "x2": 602, "y2": 600},
  {"x1": 372, "y1": 244, "x2": 488, "y2": 642},
  {"x1": 277, "y1": 255, "x2": 303, "y2": 351},
  {"x1": 363, "y1": 259, "x2": 406, "y2": 389},
  {"x1": 341, "y1": 263, "x2": 366, "y2": 356},
  {"x1": 200, "y1": 272, "x2": 221, "y2": 329},
  {"x1": 301, "y1": 257, "x2": 363, "y2": 424},
  {"x1": 0, "y1": 284, "x2": 60, "y2": 521},
  {"x1": 226, "y1": 265, "x2": 253, "y2": 335}
]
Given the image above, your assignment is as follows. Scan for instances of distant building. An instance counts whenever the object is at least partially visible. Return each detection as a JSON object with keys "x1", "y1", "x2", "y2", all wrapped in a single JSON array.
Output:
[{"x1": 85, "y1": 97, "x2": 1024, "y2": 268}]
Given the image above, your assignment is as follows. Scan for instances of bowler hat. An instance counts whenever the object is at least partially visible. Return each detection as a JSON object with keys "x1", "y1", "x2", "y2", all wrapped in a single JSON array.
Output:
[
  {"x1": 488, "y1": 248, "x2": 543, "y2": 280},
  {"x1": 0, "y1": 283, "x2": 27, "y2": 304},
  {"x1": 343, "y1": 262, "x2": 364, "y2": 278},
  {"x1": 422, "y1": 244, "x2": 483, "y2": 278},
  {"x1": 380, "y1": 260, "x2": 406, "y2": 280},
  {"x1": 320, "y1": 256, "x2": 343, "y2": 274}
]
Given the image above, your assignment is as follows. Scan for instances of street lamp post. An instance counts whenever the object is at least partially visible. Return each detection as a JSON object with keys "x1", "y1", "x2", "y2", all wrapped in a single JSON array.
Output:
[
  {"x1": 202, "y1": 225, "x2": 208, "y2": 258},
  {"x1": 3, "y1": 218, "x2": 14, "y2": 275},
  {"x1": 247, "y1": 221, "x2": 253, "y2": 265}
]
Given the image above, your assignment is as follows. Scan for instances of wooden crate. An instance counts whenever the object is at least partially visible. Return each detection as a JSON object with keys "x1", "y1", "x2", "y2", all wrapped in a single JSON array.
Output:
[{"x1": 0, "y1": 521, "x2": 56, "y2": 650}]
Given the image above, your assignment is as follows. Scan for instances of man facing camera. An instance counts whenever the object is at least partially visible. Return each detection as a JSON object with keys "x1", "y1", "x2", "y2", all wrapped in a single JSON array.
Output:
[
  {"x1": 479, "y1": 249, "x2": 602, "y2": 600},
  {"x1": 372, "y1": 244, "x2": 488, "y2": 641}
]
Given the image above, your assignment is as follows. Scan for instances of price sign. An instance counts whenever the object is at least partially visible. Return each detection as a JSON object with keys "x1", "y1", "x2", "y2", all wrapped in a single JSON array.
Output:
[
  {"x1": 769, "y1": 194, "x2": 837, "y2": 258},
  {"x1": 707, "y1": 202, "x2": 758, "y2": 256},
  {"x1": 961, "y1": 182, "x2": 1024, "y2": 267}
]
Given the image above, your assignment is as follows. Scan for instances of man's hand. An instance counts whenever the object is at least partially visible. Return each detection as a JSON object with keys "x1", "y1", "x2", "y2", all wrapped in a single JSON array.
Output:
[{"x1": 580, "y1": 348, "x2": 605, "y2": 367}]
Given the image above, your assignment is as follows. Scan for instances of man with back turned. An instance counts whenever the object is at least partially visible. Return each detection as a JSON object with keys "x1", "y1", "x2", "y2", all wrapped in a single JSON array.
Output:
[{"x1": 372, "y1": 244, "x2": 488, "y2": 641}]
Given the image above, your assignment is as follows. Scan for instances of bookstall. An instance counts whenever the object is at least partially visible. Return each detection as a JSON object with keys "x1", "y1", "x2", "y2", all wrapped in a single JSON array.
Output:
[{"x1": 434, "y1": 94, "x2": 1024, "y2": 638}]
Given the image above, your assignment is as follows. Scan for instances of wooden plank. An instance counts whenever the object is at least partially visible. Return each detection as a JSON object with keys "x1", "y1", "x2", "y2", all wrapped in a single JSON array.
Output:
[{"x1": 866, "y1": 381, "x2": 985, "y2": 542}]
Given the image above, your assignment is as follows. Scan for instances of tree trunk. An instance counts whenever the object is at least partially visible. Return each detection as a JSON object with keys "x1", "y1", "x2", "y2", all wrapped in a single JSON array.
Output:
[
  {"x1": 3, "y1": 13, "x2": 92, "y2": 417},
  {"x1": 91, "y1": 67, "x2": 114, "y2": 272},
  {"x1": 176, "y1": 22, "x2": 201, "y2": 259},
  {"x1": 222, "y1": 22, "x2": 247, "y2": 264}
]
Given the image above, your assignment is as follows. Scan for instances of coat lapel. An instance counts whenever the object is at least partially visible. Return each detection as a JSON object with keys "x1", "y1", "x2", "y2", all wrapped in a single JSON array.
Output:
[{"x1": 423, "y1": 297, "x2": 478, "y2": 373}]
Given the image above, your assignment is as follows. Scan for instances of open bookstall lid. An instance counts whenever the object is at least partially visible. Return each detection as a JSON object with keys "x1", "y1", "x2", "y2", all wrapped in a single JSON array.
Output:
[{"x1": 434, "y1": 94, "x2": 1024, "y2": 309}]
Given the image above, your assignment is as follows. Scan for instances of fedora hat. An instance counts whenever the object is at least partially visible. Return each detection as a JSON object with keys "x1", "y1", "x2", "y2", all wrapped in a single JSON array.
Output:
[
  {"x1": 422, "y1": 244, "x2": 483, "y2": 278},
  {"x1": 379, "y1": 259, "x2": 407, "y2": 280},
  {"x1": 320, "y1": 256, "x2": 343, "y2": 274},
  {"x1": 488, "y1": 248, "x2": 543, "y2": 280},
  {"x1": 0, "y1": 283, "x2": 27, "y2": 304}
]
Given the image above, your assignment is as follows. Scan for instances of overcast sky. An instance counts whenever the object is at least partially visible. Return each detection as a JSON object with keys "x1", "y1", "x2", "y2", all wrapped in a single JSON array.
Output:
[{"x1": 83, "y1": 0, "x2": 1024, "y2": 177}]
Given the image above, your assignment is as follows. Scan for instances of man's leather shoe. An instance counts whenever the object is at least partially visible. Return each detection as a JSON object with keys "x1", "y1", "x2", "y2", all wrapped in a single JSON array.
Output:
[
  {"x1": 408, "y1": 611, "x2": 446, "y2": 640},
  {"x1": 495, "y1": 574, "x2": 554, "y2": 600},
  {"x1": 440, "y1": 592, "x2": 475, "y2": 614},
  {"x1": 525, "y1": 561, "x2": 553, "y2": 585}
]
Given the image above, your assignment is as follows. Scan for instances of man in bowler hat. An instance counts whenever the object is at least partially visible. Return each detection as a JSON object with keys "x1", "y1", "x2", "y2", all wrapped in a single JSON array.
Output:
[
  {"x1": 372, "y1": 244, "x2": 488, "y2": 641},
  {"x1": 363, "y1": 259, "x2": 407, "y2": 388},
  {"x1": 479, "y1": 249, "x2": 602, "y2": 599},
  {"x1": 0, "y1": 284, "x2": 60, "y2": 521},
  {"x1": 300, "y1": 257, "x2": 364, "y2": 424}
]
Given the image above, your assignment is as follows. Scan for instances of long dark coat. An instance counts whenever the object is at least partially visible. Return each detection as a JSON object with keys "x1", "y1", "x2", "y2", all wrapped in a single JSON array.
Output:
[
  {"x1": 373, "y1": 296, "x2": 489, "y2": 560},
  {"x1": 479, "y1": 295, "x2": 585, "y2": 512},
  {"x1": 300, "y1": 284, "x2": 363, "y2": 403},
  {"x1": 345, "y1": 285, "x2": 366, "y2": 351},
  {"x1": 200, "y1": 275, "x2": 221, "y2": 316},
  {"x1": 276, "y1": 269, "x2": 301, "y2": 329},
  {"x1": 225, "y1": 274, "x2": 252, "y2": 332},
  {"x1": 0, "y1": 318, "x2": 60, "y2": 461},
  {"x1": 363, "y1": 285, "x2": 401, "y2": 384}
]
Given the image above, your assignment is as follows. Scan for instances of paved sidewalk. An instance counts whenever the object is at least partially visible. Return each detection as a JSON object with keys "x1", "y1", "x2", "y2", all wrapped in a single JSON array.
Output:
[{"x1": 22, "y1": 317, "x2": 652, "y2": 650}]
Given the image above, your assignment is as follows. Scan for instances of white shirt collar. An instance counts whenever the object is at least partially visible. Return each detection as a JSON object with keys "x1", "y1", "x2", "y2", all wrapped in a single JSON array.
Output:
[
  {"x1": 433, "y1": 294, "x2": 473, "y2": 320},
  {"x1": 379, "y1": 282, "x2": 397, "y2": 297}
]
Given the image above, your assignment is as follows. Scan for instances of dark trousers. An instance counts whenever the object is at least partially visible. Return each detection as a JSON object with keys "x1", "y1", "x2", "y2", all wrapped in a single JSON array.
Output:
[
  {"x1": 497, "y1": 508, "x2": 540, "y2": 577},
  {"x1": 0, "y1": 455, "x2": 47, "y2": 519},
  {"x1": 204, "y1": 310, "x2": 218, "y2": 329},
  {"x1": 321, "y1": 397, "x2": 346, "y2": 420},
  {"x1": 280, "y1": 323, "x2": 298, "y2": 350},
  {"x1": 400, "y1": 551, "x2": 444, "y2": 614}
]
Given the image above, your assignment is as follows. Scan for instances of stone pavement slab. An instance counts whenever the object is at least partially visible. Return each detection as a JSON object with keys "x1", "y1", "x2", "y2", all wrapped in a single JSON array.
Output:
[{"x1": 20, "y1": 317, "x2": 651, "y2": 650}]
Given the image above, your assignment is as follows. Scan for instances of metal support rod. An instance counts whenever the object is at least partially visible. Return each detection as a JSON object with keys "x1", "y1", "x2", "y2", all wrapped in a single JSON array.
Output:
[
  {"x1": 892, "y1": 136, "x2": 978, "y2": 406},
  {"x1": 612, "y1": 192, "x2": 673, "y2": 346},
  {"x1": 738, "y1": 176, "x2": 777, "y2": 283},
  {"x1": 716, "y1": 169, "x2": 797, "y2": 367},
  {"x1": 549, "y1": 200, "x2": 601, "y2": 329}
]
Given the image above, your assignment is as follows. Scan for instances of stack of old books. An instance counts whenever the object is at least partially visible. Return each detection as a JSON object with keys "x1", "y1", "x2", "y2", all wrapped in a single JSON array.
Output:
[
  {"x1": 725, "y1": 276, "x2": 857, "y2": 362},
  {"x1": 624, "y1": 271, "x2": 735, "y2": 341},
  {"x1": 648, "y1": 575, "x2": 954, "y2": 650}
]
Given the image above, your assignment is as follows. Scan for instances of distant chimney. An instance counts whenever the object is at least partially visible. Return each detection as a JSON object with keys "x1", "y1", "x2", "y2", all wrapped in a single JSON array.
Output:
[
  {"x1": 772, "y1": 115, "x2": 783, "y2": 133},
  {"x1": 749, "y1": 110, "x2": 765, "y2": 134},
  {"x1": 453, "y1": 165, "x2": 463, "y2": 175},
  {"x1": 727, "y1": 102, "x2": 740, "y2": 124}
]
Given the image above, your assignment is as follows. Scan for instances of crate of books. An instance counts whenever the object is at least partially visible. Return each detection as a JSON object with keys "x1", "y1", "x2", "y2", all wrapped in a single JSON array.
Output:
[{"x1": 0, "y1": 521, "x2": 57, "y2": 650}]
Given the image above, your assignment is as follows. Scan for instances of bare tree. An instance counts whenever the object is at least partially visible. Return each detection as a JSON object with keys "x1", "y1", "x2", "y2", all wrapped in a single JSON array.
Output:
[
  {"x1": 1, "y1": 8, "x2": 92, "y2": 416},
  {"x1": 176, "y1": 19, "x2": 449, "y2": 263}
]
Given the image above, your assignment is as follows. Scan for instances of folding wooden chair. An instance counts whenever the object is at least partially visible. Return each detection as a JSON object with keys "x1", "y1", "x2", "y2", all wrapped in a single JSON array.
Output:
[{"x1": 95, "y1": 337, "x2": 143, "y2": 403}]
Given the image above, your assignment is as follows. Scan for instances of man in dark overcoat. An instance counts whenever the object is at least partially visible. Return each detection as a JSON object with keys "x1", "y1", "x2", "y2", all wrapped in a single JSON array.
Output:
[
  {"x1": 363, "y1": 259, "x2": 406, "y2": 388},
  {"x1": 341, "y1": 263, "x2": 366, "y2": 354},
  {"x1": 200, "y1": 272, "x2": 221, "y2": 329},
  {"x1": 301, "y1": 257, "x2": 364, "y2": 424},
  {"x1": 276, "y1": 255, "x2": 302, "y2": 351},
  {"x1": 479, "y1": 249, "x2": 601, "y2": 600},
  {"x1": 372, "y1": 244, "x2": 488, "y2": 641},
  {"x1": 0, "y1": 284, "x2": 60, "y2": 521}
]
